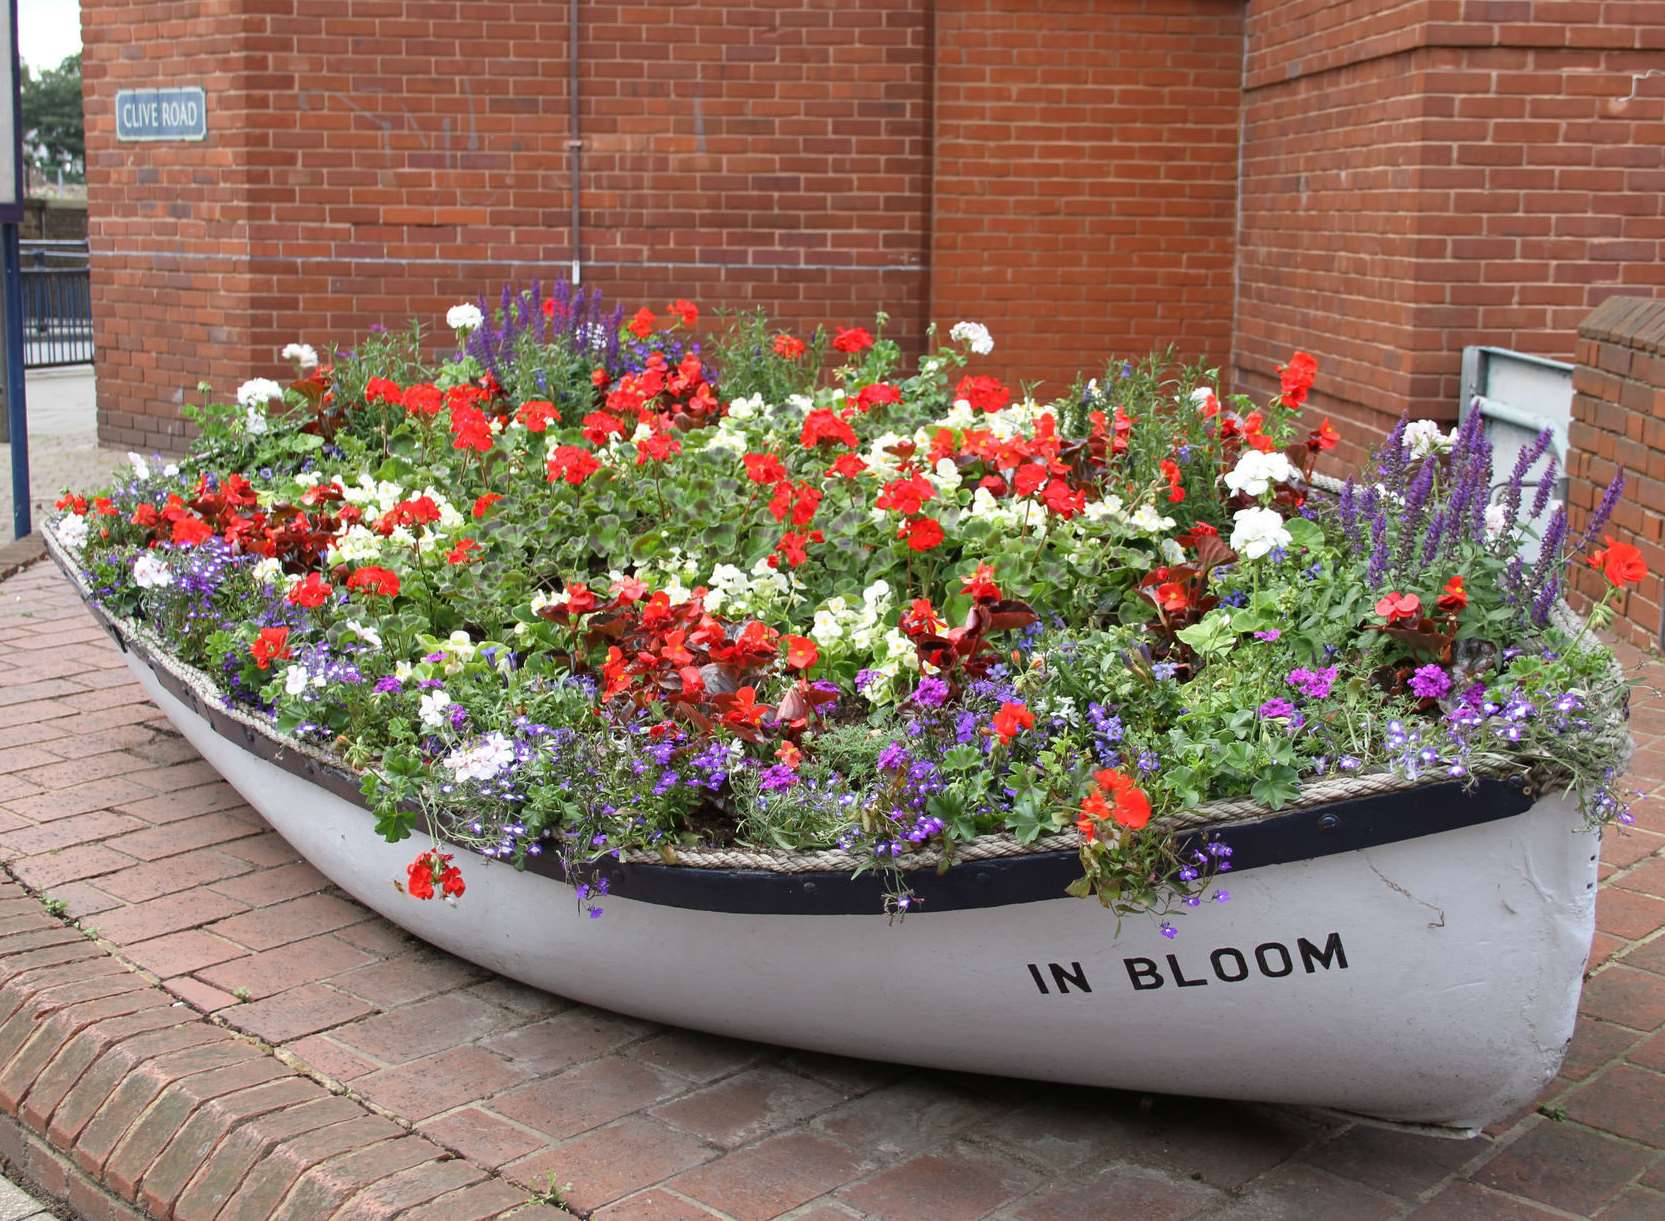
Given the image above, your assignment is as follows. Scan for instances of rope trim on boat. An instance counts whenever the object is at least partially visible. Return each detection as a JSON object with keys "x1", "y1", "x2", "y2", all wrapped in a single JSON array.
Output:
[{"x1": 40, "y1": 516, "x2": 1632, "y2": 877}]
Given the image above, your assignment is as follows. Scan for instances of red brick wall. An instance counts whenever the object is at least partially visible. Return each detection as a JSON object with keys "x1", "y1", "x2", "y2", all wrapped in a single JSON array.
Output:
[
  {"x1": 1565, "y1": 296, "x2": 1665, "y2": 649},
  {"x1": 83, "y1": 0, "x2": 1246, "y2": 441},
  {"x1": 929, "y1": 1, "x2": 1243, "y2": 395},
  {"x1": 1236, "y1": 1, "x2": 1665, "y2": 470}
]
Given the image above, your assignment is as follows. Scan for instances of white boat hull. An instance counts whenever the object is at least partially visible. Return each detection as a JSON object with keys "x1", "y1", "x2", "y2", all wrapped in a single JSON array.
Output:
[{"x1": 126, "y1": 654, "x2": 1597, "y2": 1130}]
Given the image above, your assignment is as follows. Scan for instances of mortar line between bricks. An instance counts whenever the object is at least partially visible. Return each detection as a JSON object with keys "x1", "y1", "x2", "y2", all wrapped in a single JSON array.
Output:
[{"x1": 0, "y1": 859, "x2": 577, "y2": 1219}]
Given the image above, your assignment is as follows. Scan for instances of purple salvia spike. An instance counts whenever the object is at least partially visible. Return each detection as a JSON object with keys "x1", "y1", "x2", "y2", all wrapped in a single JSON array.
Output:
[
  {"x1": 1418, "y1": 509, "x2": 1446, "y2": 574},
  {"x1": 1528, "y1": 453, "x2": 1560, "y2": 526},
  {"x1": 1395, "y1": 458, "x2": 1436, "y2": 578},
  {"x1": 1573, "y1": 471, "x2": 1626, "y2": 555},
  {"x1": 1501, "y1": 428, "x2": 1552, "y2": 536},
  {"x1": 1367, "y1": 511, "x2": 1390, "y2": 588},
  {"x1": 1524, "y1": 504, "x2": 1568, "y2": 612},
  {"x1": 1338, "y1": 479, "x2": 1359, "y2": 548}
]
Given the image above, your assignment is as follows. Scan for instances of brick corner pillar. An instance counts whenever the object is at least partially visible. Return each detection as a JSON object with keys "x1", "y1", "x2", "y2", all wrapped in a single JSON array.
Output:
[
  {"x1": 82, "y1": 0, "x2": 266, "y2": 453},
  {"x1": 1564, "y1": 296, "x2": 1665, "y2": 651}
]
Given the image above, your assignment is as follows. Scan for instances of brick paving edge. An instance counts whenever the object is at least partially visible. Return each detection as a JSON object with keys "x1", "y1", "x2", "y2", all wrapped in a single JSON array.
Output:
[
  {"x1": 0, "y1": 538, "x2": 45, "y2": 584},
  {"x1": 0, "y1": 876, "x2": 559, "y2": 1220}
]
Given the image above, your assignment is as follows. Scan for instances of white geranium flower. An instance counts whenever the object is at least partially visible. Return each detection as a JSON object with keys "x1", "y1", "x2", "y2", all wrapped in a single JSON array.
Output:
[
  {"x1": 283, "y1": 665, "x2": 311, "y2": 697},
  {"x1": 244, "y1": 406, "x2": 269, "y2": 435},
  {"x1": 446, "y1": 303, "x2": 484, "y2": 334},
  {"x1": 419, "y1": 690, "x2": 453, "y2": 728},
  {"x1": 163, "y1": 463, "x2": 180, "y2": 477},
  {"x1": 126, "y1": 452, "x2": 151, "y2": 480},
  {"x1": 236, "y1": 378, "x2": 285, "y2": 409},
  {"x1": 346, "y1": 619, "x2": 382, "y2": 650},
  {"x1": 1484, "y1": 502, "x2": 1508, "y2": 541},
  {"x1": 1190, "y1": 387, "x2": 1216, "y2": 408},
  {"x1": 281, "y1": 342, "x2": 319, "y2": 369},
  {"x1": 444, "y1": 732, "x2": 515, "y2": 783},
  {"x1": 1231, "y1": 506, "x2": 1293, "y2": 560},
  {"x1": 1404, "y1": 419, "x2": 1456, "y2": 459},
  {"x1": 56, "y1": 513, "x2": 88, "y2": 551},
  {"x1": 1222, "y1": 450, "x2": 1294, "y2": 498},
  {"x1": 950, "y1": 320, "x2": 994, "y2": 355},
  {"x1": 132, "y1": 552, "x2": 172, "y2": 589}
]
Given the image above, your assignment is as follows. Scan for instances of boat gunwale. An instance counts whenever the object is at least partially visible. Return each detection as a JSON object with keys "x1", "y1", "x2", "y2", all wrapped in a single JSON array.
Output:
[{"x1": 54, "y1": 543, "x2": 1547, "y2": 915}]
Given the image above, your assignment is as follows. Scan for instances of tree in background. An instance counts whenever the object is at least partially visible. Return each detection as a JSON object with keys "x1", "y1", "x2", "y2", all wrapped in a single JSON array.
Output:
[{"x1": 21, "y1": 53, "x2": 83, "y2": 183}]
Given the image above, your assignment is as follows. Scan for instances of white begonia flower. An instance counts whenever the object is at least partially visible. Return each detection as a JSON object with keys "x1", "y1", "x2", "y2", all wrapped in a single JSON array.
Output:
[
  {"x1": 950, "y1": 320, "x2": 994, "y2": 355},
  {"x1": 444, "y1": 732, "x2": 515, "y2": 783},
  {"x1": 1231, "y1": 506, "x2": 1293, "y2": 560},
  {"x1": 127, "y1": 452, "x2": 151, "y2": 480},
  {"x1": 1484, "y1": 501, "x2": 1508, "y2": 540},
  {"x1": 419, "y1": 690, "x2": 453, "y2": 728},
  {"x1": 163, "y1": 463, "x2": 180, "y2": 477},
  {"x1": 1222, "y1": 450, "x2": 1294, "y2": 498},
  {"x1": 283, "y1": 665, "x2": 311, "y2": 697},
  {"x1": 56, "y1": 513, "x2": 88, "y2": 551},
  {"x1": 281, "y1": 342, "x2": 319, "y2": 369},
  {"x1": 252, "y1": 557, "x2": 283, "y2": 585},
  {"x1": 1160, "y1": 538, "x2": 1186, "y2": 565},
  {"x1": 726, "y1": 394, "x2": 762, "y2": 420},
  {"x1": 446, "y1": 302, "x2": 484, "y2": 334},
  {"x1": 346, "y1": 620, "x2": 382, "y2": 650},
  {"x1": 1128, "y1": 504, "x2": 1176, "y2": 534},
  {"x1": 132, "y1": 552, "x2": 172, "y2": 590},
  {"x1": 236, "y1": 378, "x2": 285, "y2": 410},
  {"x1": 1404, "y1": 419, "x2": 1456, "y2": 459},
  {"x1": 931, "y1": 457, "x2": 963, "y2": 493},
  {"x1": 1190, "y1": 387, "x2": 1216, "y2": 408}
]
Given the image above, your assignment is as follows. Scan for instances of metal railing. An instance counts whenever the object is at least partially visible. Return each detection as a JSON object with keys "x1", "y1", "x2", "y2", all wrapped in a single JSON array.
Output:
[{"x1": 20, "y1": 239, "x2": 93, "y2": 369}]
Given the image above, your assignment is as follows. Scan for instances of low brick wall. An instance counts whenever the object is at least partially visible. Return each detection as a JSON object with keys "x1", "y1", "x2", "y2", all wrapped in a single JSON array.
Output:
[{"x1": 1567, "y1": 297, "x2": 1665, "y2": 652}]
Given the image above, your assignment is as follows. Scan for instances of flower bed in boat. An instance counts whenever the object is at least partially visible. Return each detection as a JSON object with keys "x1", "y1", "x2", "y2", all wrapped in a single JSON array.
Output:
[{"x1": 50, "y1": 291, "x2": 1635, "y2": 929}]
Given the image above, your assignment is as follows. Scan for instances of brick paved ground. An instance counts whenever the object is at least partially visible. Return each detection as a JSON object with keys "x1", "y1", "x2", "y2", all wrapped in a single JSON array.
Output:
[{"x1": 4, "y1": 557, "x2": 1665, "y2": 1219}]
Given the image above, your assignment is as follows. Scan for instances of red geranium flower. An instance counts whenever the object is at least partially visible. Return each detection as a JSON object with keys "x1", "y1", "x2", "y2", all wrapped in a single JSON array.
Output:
[
  {"x1": 769, "y1": 530, "x2": 823, "y2": 568},
  {"x1": 250, "y1": 626, "x2": 290, "y2": 670},
  {"x1": 516, "y1": 400, "x2": 561, "y2": 432},
  {"x1": 669, "y1": 299, "x2": 699, "y2": 327},
  {"x1": 801, "y1": 408, "x2": 859, "y2": 449},
  {"x1": 832, "y1": 326, "x2": 873, "y2": 354},
  {"x1": 364, "y1": 376, "x2": 403, "y2": 406},
  {"x1": 402, "y1": 383, "x2": 443, "y2": 417},
  {"x1": 856, "y1": 382, "x2": 902, "y2": 411},
  {"x1": 1095, "y1": 768, "x2": 1152, "y2": 830},
  {"x1": 782, "y1": 635, "x2": 819, "y2": 672},
  {"x1": 773, "y1": 333, "x2": 806, "y2": 359},
  {"x1": 450, "y1": 404, "x2": 494, "y2": 452},
  {"x1": 955, "y1": 374, "x2": 1012, "y2": 414},
  {"x1": 405, "y1": 850, "x2": 464, "y2": 901},
  {"x1": 287, "y1": 572, "x2": 333, "y2": 608},
  {"x1": 1279, "y1": 351, "x2": 1319, "y2": 409},
  {"x1": 629, "y1": 307, "x2": 656, "y2": 339},
  {"x1": 876, "y1": 473, "x2": 934, "y2": 516},
  {"x1": 903, "y1": 516, "x2": 945, "y2": 552},
  {"x1": 582, "y1": 411, "x2": 626, "y2": 446},
  {"x1": 827, "y1": 452, "x2": 867, "y2": 479},
  {"x1": 635, "y1": 431, "x2": 682, "y2": 465},
  {"x1": 170, "y1": 514, "x2": 213, "y2": 547},
  {"x1": 1437, "y1": 574, "x2": 1468, "y2": 612},
  {"x1": 446, "y1": 538, "x2": 479, "y2": 565},
  {"x1": 547, "y1": 446, "x2": 602, "y2": 486},
  {"x1": 992, "y1": 701, "x2": 1034, "y2": 744},
  {"x1": 1374, "y1": 591, "x2": 1421, "y2": 624},
  {"x1": 346, "y1": 566, "x2": 400, "y2": 597},
  {"x1": 1590, "y1": 535, "x2": 1647, "y2": 587},
  {"x1": 743, "y1": 452, "x2": 788, "y2": 485},
  {"x1": 472, "y1": 493, "x2": 502, "y2": 518}
]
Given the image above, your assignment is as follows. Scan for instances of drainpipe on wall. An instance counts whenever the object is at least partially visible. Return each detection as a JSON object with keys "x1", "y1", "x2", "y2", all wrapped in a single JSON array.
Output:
[{"x1": 568, "y1": 0, "x2": 582, "y2": 286}]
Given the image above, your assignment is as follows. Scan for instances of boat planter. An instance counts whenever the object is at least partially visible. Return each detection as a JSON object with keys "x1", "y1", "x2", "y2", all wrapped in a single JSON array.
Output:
[{"x1": 46, "y1": 525, "x2": 1602, "y2": 1133}]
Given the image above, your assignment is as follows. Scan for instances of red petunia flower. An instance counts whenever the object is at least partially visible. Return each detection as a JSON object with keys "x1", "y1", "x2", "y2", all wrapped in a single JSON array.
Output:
[
  {"x1": 250, "y1": 626, "x2": 290, "y2": 670},
  {"x1": 992, "y1": 701, "x2": 1034, "y2": 744},
  {"x1": 832, "y1": 326, "x2": 873, "y2": 354},
  {"x1": 346, "y1": 566, "x2": 400, "y2": 597},
  {"x1": 287, "y1": 572, "x2": 334, "y2": 608}
]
